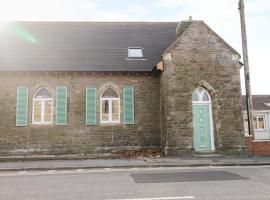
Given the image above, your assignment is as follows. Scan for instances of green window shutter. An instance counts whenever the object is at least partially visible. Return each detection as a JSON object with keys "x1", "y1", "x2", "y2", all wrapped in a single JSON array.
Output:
[
  {"x1": 16, "y1": 87, "x2": 28, "y2": 126},
  {"x1": 56, "y1": 86, "x2": 68, "y2": 125},
  {"x1": 123, "y1": 86, "x2": 134, "y2": 124},
  {"x1": 86, "y1": 87, "x2": 96, "y2": 125}
]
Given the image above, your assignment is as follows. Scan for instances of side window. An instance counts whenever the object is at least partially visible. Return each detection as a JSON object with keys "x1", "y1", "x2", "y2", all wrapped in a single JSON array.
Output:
[
  {"x1": 243, "y1": 114, "x2": 248, "y2": 131},
  {"x1": 32, "y1": 88, "x2": 53, "y2": 125},
  {"x1": 257, "y1": 116, "x2": 265, "y2": 130},
  {"x1": 100, "y1": 87, "x2": 120, "y2": 124},
  {"x1": 245, "y1": 114, "x2": 266, "y2": 131},
  {"x1": 253, "y1": 115, "x2": 265, "y2": 130}
]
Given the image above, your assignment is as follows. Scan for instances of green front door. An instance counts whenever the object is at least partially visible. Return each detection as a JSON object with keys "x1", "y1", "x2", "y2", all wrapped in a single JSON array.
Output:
[{"x1": 192, "y1": 104, "x2": 212, "y2": 152}]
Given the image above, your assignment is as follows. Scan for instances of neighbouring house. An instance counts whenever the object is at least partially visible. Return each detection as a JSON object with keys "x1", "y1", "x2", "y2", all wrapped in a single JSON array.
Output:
[
  {"x1": 0, "y1": 19, "x2": 244, "y2": 156},
  {"x1": 243, "y1": 95, "x2": 270, "y2": 156}
]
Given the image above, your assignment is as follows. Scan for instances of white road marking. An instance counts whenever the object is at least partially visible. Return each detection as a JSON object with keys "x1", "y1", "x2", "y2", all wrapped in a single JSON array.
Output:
[
  {"x1": 18, "y1": 171, "x2": 27, "y2": 174},
  {"x1": 106, "y1": 196, "x2": 195, "y2": 200},
  {"x1": 46, "y1": 170, "x2": 56, "y2": 173}
]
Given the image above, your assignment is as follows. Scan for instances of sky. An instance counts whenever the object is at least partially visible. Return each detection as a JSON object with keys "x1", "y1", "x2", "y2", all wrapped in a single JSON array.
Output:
[{"x1": 0, "y1": 0, "x2": 269, "y2": 94}]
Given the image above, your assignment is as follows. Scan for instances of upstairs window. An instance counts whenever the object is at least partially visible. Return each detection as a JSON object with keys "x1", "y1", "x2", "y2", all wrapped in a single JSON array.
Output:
[
  {"x1": 128, "y1": 47, "x2": 143, "y2": 58},
  {"x1": 100, "y1": 87, "x2": 120, "y2": 124},
  {"x1": 32, "y1": 88, "x2": 53, "y2": 125}
]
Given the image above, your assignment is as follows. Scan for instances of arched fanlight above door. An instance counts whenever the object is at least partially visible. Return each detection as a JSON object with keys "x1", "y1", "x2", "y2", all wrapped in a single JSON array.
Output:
[{"x1": 192, "y1": 87, "x2": 211, "y2": 103}]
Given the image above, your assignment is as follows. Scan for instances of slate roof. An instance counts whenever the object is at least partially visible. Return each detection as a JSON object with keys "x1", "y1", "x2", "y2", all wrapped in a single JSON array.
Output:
[
  {"x1": 242, "y1": 95, "x2": 270, "y2": 110},
  {"x1": 0, "y1": 22, "x2": 178, "y2": 72},
  {"x1": 175, "y1": 21, "x2": 192, "y2": 38}
]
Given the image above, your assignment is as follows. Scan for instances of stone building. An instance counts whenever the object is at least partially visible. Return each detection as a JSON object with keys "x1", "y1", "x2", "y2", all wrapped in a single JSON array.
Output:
[{"x1": 0, "y1": 20, "x2": 244, "y2": 156}]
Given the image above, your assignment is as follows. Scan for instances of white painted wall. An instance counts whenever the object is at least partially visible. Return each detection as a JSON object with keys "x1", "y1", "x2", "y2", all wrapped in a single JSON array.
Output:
[{"x1": 243, "y1": 110, "x2": 270, "y2": 140}]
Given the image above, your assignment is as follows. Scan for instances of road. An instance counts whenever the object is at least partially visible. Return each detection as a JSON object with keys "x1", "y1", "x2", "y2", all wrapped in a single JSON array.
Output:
[{"x1": 0, "y1": 166, "x2": 270, "y2": 200}]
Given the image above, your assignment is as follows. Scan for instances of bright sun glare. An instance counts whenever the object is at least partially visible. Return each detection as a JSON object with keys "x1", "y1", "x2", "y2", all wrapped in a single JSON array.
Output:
[
  {"x1": 0, "y1": 21, "x2": 9, "y2": 31},
  {"x1": 0, "y1": 0, "x2": 60, "y2": 21}
]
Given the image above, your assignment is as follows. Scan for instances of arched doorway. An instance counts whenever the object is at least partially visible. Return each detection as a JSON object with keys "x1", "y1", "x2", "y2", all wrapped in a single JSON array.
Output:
[{"x1": 192, "y1": 87, "x2": 215, "y2": 152}]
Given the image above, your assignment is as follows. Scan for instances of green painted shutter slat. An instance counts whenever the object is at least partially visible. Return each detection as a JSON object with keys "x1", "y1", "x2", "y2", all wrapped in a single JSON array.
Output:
[
  {"x1": 123, "y1": 86, "x2": 134, "y2": 124},
  {"x1": 16, "y1": 87, "x2": 28, "y2": 126},
  {"x1": 86, "y1": 87, "x2": 96, "y2": 125},
  {"x1": 56, "y1": 86, "x2": 68, "y2": 125}
]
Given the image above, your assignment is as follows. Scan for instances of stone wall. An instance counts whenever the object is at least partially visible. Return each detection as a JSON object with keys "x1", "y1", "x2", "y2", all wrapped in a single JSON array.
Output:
[
  {"x1": 160, "y1": 21, "x2": 245, "y2": 155},
  {"x1": 0, "y1": 72, "x2": 161, "y2": 156},
  {"x1": 0, "y1": 21, "x2": 246, "y2": 157}
]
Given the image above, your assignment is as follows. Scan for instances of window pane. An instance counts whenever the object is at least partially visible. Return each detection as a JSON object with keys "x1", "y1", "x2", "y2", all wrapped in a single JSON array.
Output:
[
  {"x1": 128, "y1": 48, "x2": 143, "y2": 58},
  {"x1": 253, "y1": 117, "x2": 257, "y2": 129},
  {"x1": 44, "y1": 100, "x2": 53, "y2": 123},
  {"x1": 102, "y1": 100, "x2": 109, "y2": 121},
  {"x1": 202, "y1": 92, "x2": 209, "y2": 101},
  {"x1": 35, "y1": 88, "x2": 52, "y2": 99},
  {"x1": 112, "y1": 99, "x2": 119, "y2": 121},
  {"x1": 192, "y1": 92, "x2": 199, "y2": 101},
  {"x1": 33, "y1": 100, "x2": 42, "y2": 122},
  {"x1": 258, "y1": 117, "x2": 265, "y2": 129},
  {"x1": 102, "y1": 88, "x2": 119, "y2": 98},
  {"x1": 243, "y1": 118, "x2": 248, "y2": 130},
  {"x1": 197, "y1": 88, "x2": 203, "y2": 93}
]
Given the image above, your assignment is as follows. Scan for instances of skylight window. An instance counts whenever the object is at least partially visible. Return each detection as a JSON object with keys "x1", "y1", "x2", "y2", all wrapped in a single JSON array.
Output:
[{"x1": 128, "y1": 48, "x2": 143, "y2": 58}]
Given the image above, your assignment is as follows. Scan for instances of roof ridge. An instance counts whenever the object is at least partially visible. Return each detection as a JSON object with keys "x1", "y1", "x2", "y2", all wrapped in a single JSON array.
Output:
[{"x1": 4, "y1": 21, "x2": 179, "y2": 24}]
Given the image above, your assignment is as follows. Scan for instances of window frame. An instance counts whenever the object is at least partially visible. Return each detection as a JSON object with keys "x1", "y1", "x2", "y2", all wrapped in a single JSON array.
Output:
[
  {"x1": 192, "y1": 87, "x2": 211, "y2": 104},
  {"x1": 254, "y1": 115, "x2": 266, "y2": 131},
  {"x1": 32, "y1": 88, "x2": 53, "y2": 125},
  {"x1": 243, "y1": 114, "x2": 266, "y2": 131},
  {"x1": 100, "y1": 88, "x2": 121, "y2": 124},
  {"x1": 128, "y1": 47, "x2": 144, "y2": 59}
]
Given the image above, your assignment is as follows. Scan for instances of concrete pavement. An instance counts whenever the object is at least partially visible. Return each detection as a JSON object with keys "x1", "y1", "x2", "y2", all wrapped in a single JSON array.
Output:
[
  {"x1": 0, "y1": 156, "x2": 270, "y2": 171},
  {"x1": 0, "y1": 165, "x2": 270, "y2": 200}
]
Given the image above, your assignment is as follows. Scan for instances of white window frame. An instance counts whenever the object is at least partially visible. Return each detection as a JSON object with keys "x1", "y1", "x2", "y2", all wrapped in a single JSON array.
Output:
[
  {"x1": 128, "y1": 47, "x2": 143, "y2": 58},
  {"x1": 192, "y1": 87, "x2": 211, "y2": 104},
  {"x1": 32, "y1": 89, "x2": 53, "y2": 125},
  {"x1": 254, "y1": 115, "x2": 266, "y2": 131},
  {"x1": 243, "y1": 113, "x2": 266, "y2": 131},
  {"x1": 243, "y1": 114, "x2": 249, "y2": 132},
  {"x1": 100, "y1": 89, "x2": 120, "y2": 124}
]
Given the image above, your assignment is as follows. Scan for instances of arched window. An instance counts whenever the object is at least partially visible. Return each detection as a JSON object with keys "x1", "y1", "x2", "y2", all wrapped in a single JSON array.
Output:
[
  {"x1": 192, "y1": 87, "x2": 211, "y2": 103},
  {"x1": 32, "y1": 88, "x2": 53, "y2": 124},
  {"x1": 100, "y1": 87, "x2": 120, "y2": 124}
]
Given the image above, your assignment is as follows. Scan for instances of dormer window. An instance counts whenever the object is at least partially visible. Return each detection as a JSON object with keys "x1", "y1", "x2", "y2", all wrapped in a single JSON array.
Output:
[{"x1": 128, "y1": 47, "x2": 143, "y2": 58}]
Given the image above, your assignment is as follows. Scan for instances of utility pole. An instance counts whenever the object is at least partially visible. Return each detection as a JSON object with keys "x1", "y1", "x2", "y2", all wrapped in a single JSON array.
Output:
[{"x1": 239, "y1": 0, "x2": 254, "y2": 137}]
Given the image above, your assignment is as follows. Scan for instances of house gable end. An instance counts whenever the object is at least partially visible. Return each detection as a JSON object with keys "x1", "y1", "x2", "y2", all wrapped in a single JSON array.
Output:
[{"x1": 162, "y1": 21, "x2": 240, "y2": 59}]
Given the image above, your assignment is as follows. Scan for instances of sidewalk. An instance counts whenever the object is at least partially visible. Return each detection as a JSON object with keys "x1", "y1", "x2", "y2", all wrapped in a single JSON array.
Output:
[{"x1": 0, "y1": 156, "x2": 270, "y2": 171}]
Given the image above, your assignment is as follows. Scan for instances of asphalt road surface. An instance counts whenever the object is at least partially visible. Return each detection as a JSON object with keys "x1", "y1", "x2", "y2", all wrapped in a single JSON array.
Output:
[{"x1": 0, "y1": 166, "x2": 270, "y2": 200}]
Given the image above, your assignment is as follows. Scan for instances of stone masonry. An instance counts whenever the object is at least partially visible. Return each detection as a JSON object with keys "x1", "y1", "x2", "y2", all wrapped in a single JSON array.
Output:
[
  {"x1": 160, "y1": 21, "x2": 244, "y2": 155},
  {"x1": 0, "y1": 72, "x2": 160, "y2": 156},
  {"x1": 0, "y1": 21, "x2": 245, "y2": 156}
]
